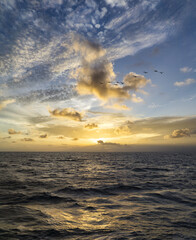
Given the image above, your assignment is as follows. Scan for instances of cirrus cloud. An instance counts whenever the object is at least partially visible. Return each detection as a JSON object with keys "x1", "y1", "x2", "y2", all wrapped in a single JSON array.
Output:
[{"x1": 0, "y1": 99, "x2": 15, "y2": 111}]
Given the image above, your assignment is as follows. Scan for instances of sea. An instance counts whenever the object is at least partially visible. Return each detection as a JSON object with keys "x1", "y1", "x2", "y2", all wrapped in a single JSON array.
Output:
[{"x1": 0, "y1": 152, "x2": 196, "y2": 240}]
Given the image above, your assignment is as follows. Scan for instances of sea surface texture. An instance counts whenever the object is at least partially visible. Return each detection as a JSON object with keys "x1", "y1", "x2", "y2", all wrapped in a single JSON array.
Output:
[{"x1": 0, "y1": 152, "x2": 196, "y2": 240}]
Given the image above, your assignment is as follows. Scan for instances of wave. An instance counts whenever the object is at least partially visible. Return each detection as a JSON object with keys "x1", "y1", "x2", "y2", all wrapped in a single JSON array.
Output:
[
  {"x1": 56, "y1": 184, "x2": 142, "y2": 196},
  {"x1": 0, "y1": 228, "x2": 114, "y2": 239},
  {"x1": 0, "y1": 192, "x2": 75, "y2": 205}
]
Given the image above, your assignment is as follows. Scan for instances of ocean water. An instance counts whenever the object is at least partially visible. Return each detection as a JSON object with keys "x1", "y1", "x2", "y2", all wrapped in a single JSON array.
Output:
[{"x1": 0, "y1": 152, "x2": 196, "y2": 240}]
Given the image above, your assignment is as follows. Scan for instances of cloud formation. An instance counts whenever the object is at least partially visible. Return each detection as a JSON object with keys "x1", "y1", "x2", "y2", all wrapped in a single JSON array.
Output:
[
  {"x1": 72, "y1": 38, "x2": 150, "y2": 102},
  {"x1": 174, "y1": 78, "x2": 195, "y2": 87},
  {"x1": 0, "y1": 99, "x2": 15, "y2": 110},
  {"x1": 57, "y1": 136, "x2": 65, "y2": 139},
  {"x1": 131, "y1": 93, "x2": 144, "y2": 103},
  {"x1": 72, "y1": 138, "x2": 78, "y2": 141},
  {"x1": 97, "y1": 140, "x2": 120, "y2": 145},
  {"x1": 85, "y1": 123, "x2": 98, "y2": 129},
  {"x1": 165, "y1": 128, "x2": 191, "y2": 139},
  {"x1": 180, "y1": 67, "x2": 192, "y2": 73},
  {"x1": 123, "y1": 72, "x2": 151, "y2": 91},
  {"x1": 114, "y1": 121, "x2": 132, "y2": 135},
  {"x1": 21, "y1": 138, "x2": 34, "y2": 142},
  {"x1": 105, "y1": 103, "x2": 130, "y2": 110},
  {"x1": 16, "y1": 84, "x2": 76, "y2": 104},
  {"x1": 39, "y1": 134, "x2": 48, "y2": 138},
  {"x1": 105, "y1": 0, "x2": 127, "y2": 8},
  {"x1": 8, "y1": 129, "x2": 21, "y2": 135},
  {"x1": 72, "y1": 37, "x2": 106, "y2": 63},
  {"x1": 49, "y1": 108, "x2": 83, "y2": 121}
]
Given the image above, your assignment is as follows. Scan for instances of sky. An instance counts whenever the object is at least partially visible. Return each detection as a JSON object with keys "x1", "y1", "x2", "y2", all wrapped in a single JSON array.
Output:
[{"x1": 0, "y1": 0, "x2": 196, "y2": 151}]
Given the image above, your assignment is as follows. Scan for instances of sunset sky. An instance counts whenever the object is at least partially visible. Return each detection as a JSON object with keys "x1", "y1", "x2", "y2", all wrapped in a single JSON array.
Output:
[{"x1": 0, "y1": 0, "x2": 196, "y2": 151}]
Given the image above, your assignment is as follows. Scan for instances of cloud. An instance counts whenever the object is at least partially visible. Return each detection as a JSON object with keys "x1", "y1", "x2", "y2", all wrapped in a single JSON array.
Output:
[
  {"x1": 0, "y1": 99, "x2": 15, "y2": 110},
  {"x1": 49, "y1": 108, "x2": 84, "y2": 121},
  {"x1": 174, "y1": 78, "x2": 195, "y2": 87},
  {"x1": 85, "y1": 123, "x2": 98, "y2": 129},
  {"x1": 16, "y1": 84, "x2": 76, "y2": 104},
  {"x1": 131, "y1": 93, "x2": 144, "y2": 103},
  {"x1": 72, "y1": 37, "x2": 106, "y2": 62},
  {"x1": 165, "y1": 128, "x2": 191, "y2": 139},
  {"x1": 72, "y1": 138, "x2": 78, "y2": 141},
  {"x1": 115, "y1": 117, "x2": 196, "y2": 139},
  {"x1": 72, "y1": 38, "x2": 150, "y2": 102},
  {"x1": 114, "y1": 121, "x2": 132, "y2": 135},
  {"x1": 2, "y1": 136, "x2": 11, "y2": 139},
  {"x1": 39, "y1": 133, "x2": 47, "y2": 138},
  {"x1": 97, "y1": 140, "x2": 120, "y2": 145},
  {"x1": 180, "y1": 67, "x2": 192, "y2": 73},
  {"x1": 21, "y1": 138, "x2": 34, "y2": 142},
  {"x1": 8, "y1": 128, "x2": 21, "y2": 135},
  {"x1": 57, "y1": 136, "x2": 65, "y2": 139},
  {"x1": 105, "y1": 0, "x2": 127, "y2": 7},
  {"x1": 123, "y1": 72, "x2": 151, "y2": 91},
  {"x1": 105, "y1": 103, "x2": 131, "y2": 110}
]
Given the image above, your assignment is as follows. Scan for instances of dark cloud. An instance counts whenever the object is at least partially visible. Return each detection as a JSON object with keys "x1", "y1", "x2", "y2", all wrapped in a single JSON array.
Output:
[
  {"x1": 21, "y1": 138, "x2": 34, "y2": 142},
  {"x1": 57, "y1": 136, "x2": 65, "y2": 139},
  {"x1": 39, "y1": 133, "x2": 47, "y2": 138},
  {"x1": 85, "y1": 123, "x2": 98, "y2": 129},
  {"x1": 72, "y1": 138, "x2": 78, "y2": 141},
  {"x1": 49, "y1": 108, "x2": 84, "y2": 121},
  {"x1": 97, "y1": 140, "x2": 121, "y2": 146},
  {"x1": 165, "y1": 128, "x2": 191, "y2": 139},
  {"x1": 73, "y1": 38, "x2": 150, "y2": 102},
  {"x1": 2, "y1": 136, "x2": 11, "y2": 139}
]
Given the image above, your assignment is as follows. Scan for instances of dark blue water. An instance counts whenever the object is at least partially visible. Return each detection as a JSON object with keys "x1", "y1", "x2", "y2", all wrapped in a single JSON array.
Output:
[{"x1": 0, "y1": 152, "x2": 196, "y2": 240}]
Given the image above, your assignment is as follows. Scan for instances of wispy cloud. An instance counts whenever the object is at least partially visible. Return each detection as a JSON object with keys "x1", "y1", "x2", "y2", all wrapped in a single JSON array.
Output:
[
  {"x1": 15, "y1": 84, "x2": 76, "y2": 104},
  {"x1": 0, "y1": 99, "x2": 15, "y2": 111},
  {"x1": 174, "y1": 78, "x2": 195, "y2": 87},
  {"x1": 180, "y1": 67, "x2": 192, "y2": 73},
  {"x1": 105, "y1": 103, "x2": 131, "y2": 110},
  {"x1": 131, "y1": 93, "x2": 144, "y2": 103}
]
